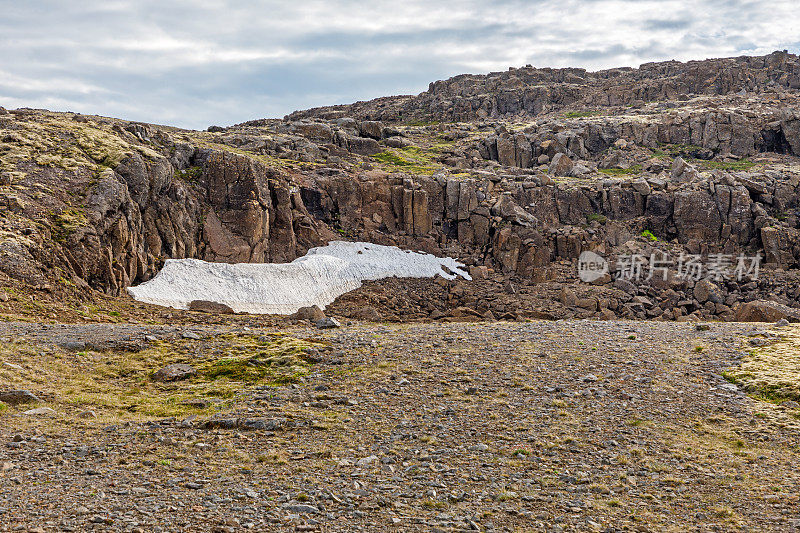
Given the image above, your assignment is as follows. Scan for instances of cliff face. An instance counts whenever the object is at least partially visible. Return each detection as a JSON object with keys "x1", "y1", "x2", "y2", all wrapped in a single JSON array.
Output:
[{"x1": 2, "y1": 51, "x2": 800, "y2": 322}]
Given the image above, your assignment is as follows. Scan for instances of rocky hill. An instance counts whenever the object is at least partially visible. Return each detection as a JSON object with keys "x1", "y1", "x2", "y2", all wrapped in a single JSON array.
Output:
[
  {"x1": 2, "y1": 51, "x2": 800, "y2": 323},
  {"x1": 4, "y1": 51, "x2": 800, "y2": 533}
]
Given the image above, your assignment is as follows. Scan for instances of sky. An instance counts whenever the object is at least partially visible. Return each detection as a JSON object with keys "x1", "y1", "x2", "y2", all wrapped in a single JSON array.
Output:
[{"x1": 0, "y1": 0, "x2": 798, "y2": 130}]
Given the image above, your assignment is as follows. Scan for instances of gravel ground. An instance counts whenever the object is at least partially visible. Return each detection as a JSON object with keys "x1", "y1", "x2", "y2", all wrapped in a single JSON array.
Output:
[{"x1": 1, "y1": 320, "x2": 799, "y2": 532}]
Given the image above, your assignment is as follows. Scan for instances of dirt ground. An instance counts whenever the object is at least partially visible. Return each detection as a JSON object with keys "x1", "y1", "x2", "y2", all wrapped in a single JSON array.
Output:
[{"x1": 1, "y1": 318, "x2": 799, "y2": 532}]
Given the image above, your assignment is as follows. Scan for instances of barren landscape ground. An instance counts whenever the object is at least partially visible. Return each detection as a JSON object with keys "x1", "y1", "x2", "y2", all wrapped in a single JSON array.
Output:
[
  {"x1": 1, "y1": 314, "x2": 799, "y2": 532},
  {"x1": 3, "y1": 50, "x2": 800, "y2": 532}
]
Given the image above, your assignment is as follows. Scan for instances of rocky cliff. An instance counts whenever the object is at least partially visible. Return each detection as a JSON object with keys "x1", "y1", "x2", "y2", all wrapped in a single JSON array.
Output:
[{"x1": 2, "y1": 51, "x2": 800, "y2": 322}]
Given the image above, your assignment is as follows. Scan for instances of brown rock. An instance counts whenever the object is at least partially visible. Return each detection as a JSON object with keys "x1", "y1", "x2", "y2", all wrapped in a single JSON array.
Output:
[
  {"x1": 735, "y1": 301, "x2": 800, "y2": 323},
  {"x1": 188, "y1": 300, "x2": 235, "y2": 314},
  {"x1": 469, "y1": 265, "x2": 489, "y2": 280},
  {"x1": 359, "y1": 120, "x2": 384, "y2": 140},
  {"x1": 152, "y1": 364, "x2": 197, "y2": 382},
  {"x1": 693, "y1": 279, "x2": 723, "y2": 304},
  {"x1": 0, "y1": 390, "x2": 41, "y2": 405},
  {"x1": 559, "y1": 287, "x2": 578, "y2": 306},
  {"x1": 292, "y1": 305, "x2": 326, "y2": 321},
  {"x1": 351, "y1": 306, "x2": 382, "y2": 321},
  {"x1": 549, "y1": 153, "x2": 574, "y2": 176}
]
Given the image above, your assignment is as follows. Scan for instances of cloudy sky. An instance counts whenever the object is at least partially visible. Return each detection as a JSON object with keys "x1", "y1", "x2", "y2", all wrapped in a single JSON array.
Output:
[{"x1": 1, "y1": 0, "x2": 798, "y2": 129}]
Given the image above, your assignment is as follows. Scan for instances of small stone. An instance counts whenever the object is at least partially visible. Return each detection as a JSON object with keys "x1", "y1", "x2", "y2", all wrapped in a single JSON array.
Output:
[
  {"x1": 23, "y1": 407, "x2": 55, "y2": 416},
  {"x1": 695, "y1": 323, "x2": 710, "y2": 331},
  {"x1": 282, "y1": 503, "x2": 319, "y2": 514},
  {"x1": 61, "y1": 340, "x2": 87, "y2": 352},
  {"x1": 775, "y1": 318, "x2": 790, "y2": 327},
  {"x1": 468, "y1": 444, "x2": 489, "y2": 452},
  {"x1": 314, "y1": 317, "x2": 341, "y2": 329},
  {"x1": 11, "y1": 435, "x2": 24, "y2": 442},
  {"x1": 78, "y1": 410, "x2": 97, "y2": 419},
  {"x1": 182, "y1": 331, "x2": 201, "y2": 340},
  {"x1": 356, "y1": 455, "x2": 378, "y2": 467},
  {"x1": 582, "y1": 374, "x2": 599, "y2": 382}
]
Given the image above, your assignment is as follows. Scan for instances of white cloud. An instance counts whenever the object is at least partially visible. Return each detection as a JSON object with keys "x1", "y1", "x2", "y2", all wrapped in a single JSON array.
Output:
[{"x1": 0, "y1": 0, "x2": 797, "y2": 128}]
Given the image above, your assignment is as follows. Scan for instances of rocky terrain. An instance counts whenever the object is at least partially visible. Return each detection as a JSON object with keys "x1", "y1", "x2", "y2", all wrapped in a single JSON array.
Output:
[
  {"x1": 1, "y1": 51, "x2": 800, "y2": 531},
  {"x1": 1, "y1": 320, "x2": 800, "y2": 532},
  {"x1": 3, "y1": 51, "x2": 800, "y2": 323}
]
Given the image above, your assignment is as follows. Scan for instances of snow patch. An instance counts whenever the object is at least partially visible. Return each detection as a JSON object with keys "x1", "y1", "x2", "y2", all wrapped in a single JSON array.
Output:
[{"x1": 127, "y1": 241, "x2": 471, "y2": 314}]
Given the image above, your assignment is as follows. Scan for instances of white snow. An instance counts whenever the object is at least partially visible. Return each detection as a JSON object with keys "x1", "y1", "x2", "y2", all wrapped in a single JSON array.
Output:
[{"x1": 127, "y1": 241, "x2": 471, "y2": 314}]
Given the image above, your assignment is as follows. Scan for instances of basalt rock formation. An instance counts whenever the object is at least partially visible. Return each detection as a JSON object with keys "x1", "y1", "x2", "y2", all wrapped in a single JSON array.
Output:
[{"x1": 2, "y1": 51, "x2": 800, "y2": 321}]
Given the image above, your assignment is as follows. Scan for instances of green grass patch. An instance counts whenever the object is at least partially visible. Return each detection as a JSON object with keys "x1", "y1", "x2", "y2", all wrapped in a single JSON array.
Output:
[
  {"x1": 696, "y1": 159, "x2": 756, "y2": 171},
  {"x1": 598, "y1": 165, "x2": 642, "y2": 176},
  {"x1": 564, "y1": 110, "x2": 604, "y2": 118},
  {"x1": 586, "y1": 213, "x2": 608, "y2": 224},
  {"x1": 372, "y1": 146, "x2": 440, "y2": 175}
]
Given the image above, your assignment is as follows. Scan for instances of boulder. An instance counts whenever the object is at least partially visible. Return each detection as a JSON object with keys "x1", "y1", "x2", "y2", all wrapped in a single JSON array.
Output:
[
  {"x1": 359, "y1": 121, "x2": 384, "y2": 140},
  {"x1": 693, "y1": 279, "x2": 724, "y2": 304},
  {"x1": 315, "y1": 317, "x2": 342, "y2": 329},
  {"x1": 292, "y1": 305, "x2": 326, "y2": 321},
  {"x1": 346, "y1": 136, "x2": 381, "y2": 155},
  {"x1": 549, "y1": 153, "x2": 574, "y2": 176},
  {"x1": 735, "y1": 301, "x2": 800, "y2": 323},
  {"x1": 152, "y1": 364, "x2": 197, "y2": 382},
  {"x1": 670, "y1": 156, "x2": 699, "y2": 182},
  {"x1": 351, "y1": 306, "x2": 382, "y2": 321},
  {"x1": 631, "y1": 178, "x2": 651, "y2": 196}
]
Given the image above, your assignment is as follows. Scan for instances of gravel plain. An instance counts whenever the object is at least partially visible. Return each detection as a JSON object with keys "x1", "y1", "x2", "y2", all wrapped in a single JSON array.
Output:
[{"x1": 1, "y1": 319, "x2": 799, "y2": 532}]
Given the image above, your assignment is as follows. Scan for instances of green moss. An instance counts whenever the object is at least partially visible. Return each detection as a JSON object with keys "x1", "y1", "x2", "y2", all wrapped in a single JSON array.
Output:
[
  {"x1": 696, "y1": 159, "x2": 756, "y2": 171},
  {"x1": 0, "y1": 333, "x2": 323, "y2": 420},
  {"x1": 586, "y1": 213, "x2": 608, "y2": 224},
  {"x1": 51, "y1": 208, "x2": 88, "y2": 243},
  {"x1": 175, "y1": 166, "x2": 203, "y2": 182},
  {"x1": 725, "y1": 329, "x2": 800, "y2": 402},
  {"x1": 564, "y1": 110, "x2": 604, "y2": 118}
]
